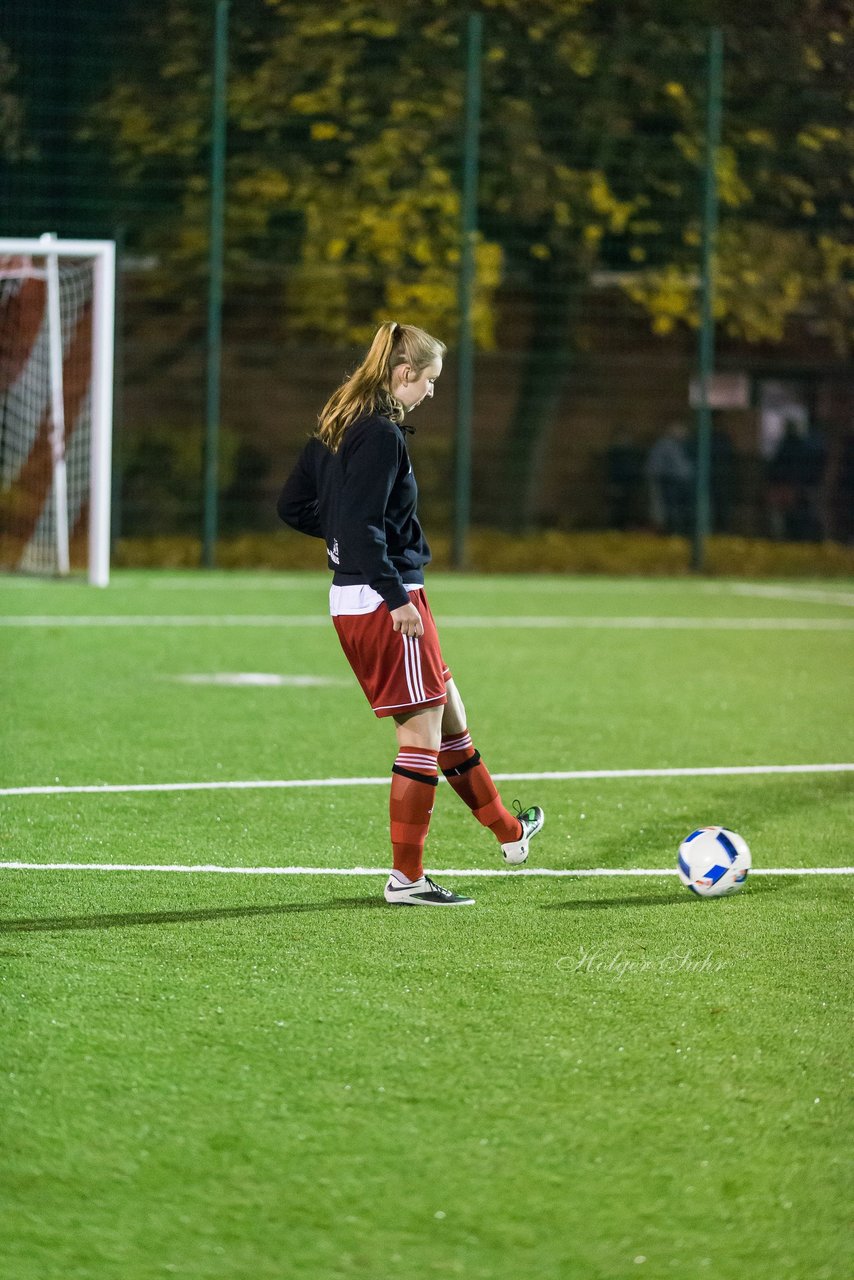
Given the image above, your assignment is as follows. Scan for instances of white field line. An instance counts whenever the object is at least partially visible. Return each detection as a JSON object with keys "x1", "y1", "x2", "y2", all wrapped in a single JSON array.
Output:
[
  {"x1": 724, "y1": 583, "x2": 854, "y2": 607},
  {"x1": 4, "y1": 575, "x2": 850, "y2": 599},
  {"x1": 2, "y1": 762, "x2": 853, "y2": 799},
  {"x1": 0, "y1": 862, "x2": 851, "y2": 878},
  {"x1": 166, "y1": 673, "x2": 349, "y2": 687},
  {"x1": 0, "y1": 614, "x2": 326, "y2": 627},
  {"x1": 1, "y1": 613, "x2": 853, "y2": 630}
]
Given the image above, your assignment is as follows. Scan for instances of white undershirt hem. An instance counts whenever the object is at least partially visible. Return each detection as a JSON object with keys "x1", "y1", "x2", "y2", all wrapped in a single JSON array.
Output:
[{"x1": 329, "y1": 583, "x2": 423, "y2": 617}]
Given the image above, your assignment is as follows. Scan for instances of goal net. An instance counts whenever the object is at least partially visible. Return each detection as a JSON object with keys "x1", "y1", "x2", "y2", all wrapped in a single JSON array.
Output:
[{"x1": 0, "y1": 235, "x2": 115, "y2": 585}]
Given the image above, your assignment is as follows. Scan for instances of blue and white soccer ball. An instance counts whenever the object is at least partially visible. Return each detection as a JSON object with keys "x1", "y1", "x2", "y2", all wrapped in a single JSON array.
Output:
[{"x1": 677, "y1": 826, "x2": 751, "y2": 897}]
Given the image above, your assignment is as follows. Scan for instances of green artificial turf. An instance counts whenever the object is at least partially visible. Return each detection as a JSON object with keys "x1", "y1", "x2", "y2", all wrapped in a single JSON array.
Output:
[{"x1": 1, "y1": 571, "x2": 852, "y2": 1280}]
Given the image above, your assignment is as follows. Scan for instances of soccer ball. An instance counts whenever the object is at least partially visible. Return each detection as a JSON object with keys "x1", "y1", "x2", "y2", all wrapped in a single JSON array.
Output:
[{"x1": 677, "y1": 826, "x2": 751, "y2": 897}]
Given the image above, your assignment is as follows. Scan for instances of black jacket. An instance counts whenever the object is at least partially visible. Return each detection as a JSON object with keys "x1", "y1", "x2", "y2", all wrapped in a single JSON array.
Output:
[{"x1": 276, "y1": 414, "x2": 431, "y2": 611}]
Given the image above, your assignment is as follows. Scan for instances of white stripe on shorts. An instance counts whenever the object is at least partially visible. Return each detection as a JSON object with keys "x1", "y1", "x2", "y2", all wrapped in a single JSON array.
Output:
[{"x1": 402, "y1": 633, "x2": 426, "y2": 702}]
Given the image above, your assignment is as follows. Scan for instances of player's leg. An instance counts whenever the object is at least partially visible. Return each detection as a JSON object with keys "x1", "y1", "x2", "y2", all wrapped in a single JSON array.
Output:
[
  {"x1": 331, "y1": 593, "x2": 471, "y2": 904},
  {"x1": 391, "y1": 704, "x2": 443, "y2": 880},
  {"x1": 439, "y1": 678, "x2": 544, "y2": 865},
  {"x1": 383, "y1": 704, "x2": 473, "y2": 905}
]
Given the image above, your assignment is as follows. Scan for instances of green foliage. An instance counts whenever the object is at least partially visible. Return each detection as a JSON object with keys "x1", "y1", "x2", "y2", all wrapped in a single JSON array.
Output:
[
  {"x1": 0, "y1": 40, "x2": 32, "y2": 163},
  {"x1": 112, "y1": 529, "x2": 854, "y2": 577},
  {"x1": 81, "y1": 1, "x2": 853, "y2": 351},
  {"x1": 615, "y1": 5, "x2": 854, "y2": 350},
  {"x1": 626, "y1": 223, "x2": 854, "y2": 349},
  {"x1": 121, "y1": 423, "x2": 240, "y2": 534}
]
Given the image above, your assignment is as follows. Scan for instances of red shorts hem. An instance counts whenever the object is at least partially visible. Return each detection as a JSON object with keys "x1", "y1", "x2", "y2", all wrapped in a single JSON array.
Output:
[{"x1": 372, "y1": 690, "x2": 448, "y2": 719}]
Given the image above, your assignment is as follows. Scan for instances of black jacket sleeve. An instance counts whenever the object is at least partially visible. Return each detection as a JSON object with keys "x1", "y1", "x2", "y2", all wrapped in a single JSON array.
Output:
[
  {"x1": 339, "y1": 424, "x2": 409, "y2": 611},
  {"x1": 277, "y1": 444, "x2": 324, "y2": 538}
]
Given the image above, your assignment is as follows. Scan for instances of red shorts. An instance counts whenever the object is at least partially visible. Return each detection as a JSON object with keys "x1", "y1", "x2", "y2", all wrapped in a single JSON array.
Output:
[{"x1": 332, "y1": 587, "x2": 451, "y2": 718}]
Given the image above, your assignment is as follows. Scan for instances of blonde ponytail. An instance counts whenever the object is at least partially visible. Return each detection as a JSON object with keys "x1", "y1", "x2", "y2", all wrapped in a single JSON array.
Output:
[{"x1": 316, "y1": 322, "x2": 446, "y2": 453}]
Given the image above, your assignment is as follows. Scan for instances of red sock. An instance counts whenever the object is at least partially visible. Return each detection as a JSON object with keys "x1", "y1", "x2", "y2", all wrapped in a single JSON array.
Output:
[
  {"x1": 389, "y1": 748, "x2": 439, "y2": 882},
  {"x1": 438, "y1": 730, "x2": 521, "y2": 844}
]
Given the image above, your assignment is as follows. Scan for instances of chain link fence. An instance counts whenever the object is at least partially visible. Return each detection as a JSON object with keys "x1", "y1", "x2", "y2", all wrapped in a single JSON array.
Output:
[{"x1": 3, "y1": 0, "x2": 852, "y2": 557}]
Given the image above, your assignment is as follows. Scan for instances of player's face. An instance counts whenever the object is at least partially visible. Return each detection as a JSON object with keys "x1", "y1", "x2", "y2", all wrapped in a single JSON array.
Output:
[{"x1": 395, "y1": 358, "x2": 442, "y2": 411}]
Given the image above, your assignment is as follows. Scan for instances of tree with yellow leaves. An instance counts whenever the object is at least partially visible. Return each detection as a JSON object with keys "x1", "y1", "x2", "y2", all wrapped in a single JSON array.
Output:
[{"x1": 82, "y1": 0, "x2": 852, "y2": 526}]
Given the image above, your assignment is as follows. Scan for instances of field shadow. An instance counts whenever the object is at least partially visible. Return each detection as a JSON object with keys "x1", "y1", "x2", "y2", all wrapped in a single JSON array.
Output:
[
  {"x1": 0, "y1": 897, "x2": 385, "y2": 934},
  {"x1": 542, "y1": 891, "x2": 689, "y2": 911},
  {"x1": 541, "y1": 877, "x2": 794, "y2": 911}
]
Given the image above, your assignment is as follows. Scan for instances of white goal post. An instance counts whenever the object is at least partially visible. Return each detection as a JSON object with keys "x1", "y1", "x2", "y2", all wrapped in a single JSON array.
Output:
[{"x1": 0, "y1": 234, "x2": 115, "y2": 586}]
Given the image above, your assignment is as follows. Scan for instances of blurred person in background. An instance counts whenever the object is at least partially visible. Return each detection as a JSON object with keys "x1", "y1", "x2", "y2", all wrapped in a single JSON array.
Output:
[
  {"x1": 832, "y1": 432, "x2": 854, "y2": 544},
  {"x1": 645, "y1": 421, "x2": 694, "y2": 536},
  {"x1": 277, "y1": 321, "x2": 544, "y2": 907},
  {"x1": 766, "y1": 419, "x2": 828, "y2": 541}
]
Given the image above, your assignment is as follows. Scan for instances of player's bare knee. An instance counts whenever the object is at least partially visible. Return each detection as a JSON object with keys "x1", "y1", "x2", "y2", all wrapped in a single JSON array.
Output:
[
  {"x1": 394, "y1": 704, "x2": 443, "y2": 750},
  {"x1": 441, "y1": 678, "x2": 467, "y2": 737}
]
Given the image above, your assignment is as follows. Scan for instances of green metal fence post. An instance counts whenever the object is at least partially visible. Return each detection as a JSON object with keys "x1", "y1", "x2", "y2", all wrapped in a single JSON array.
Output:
[
  {"x1": 202, "y1": 0, "x2": 229, "y2": 569},
  {"x1": 452, "y1": 10, "x2": 483, "y2": 571},
  {"x1": 693, "y1": 26, "x2": 724, "y2": 572}
]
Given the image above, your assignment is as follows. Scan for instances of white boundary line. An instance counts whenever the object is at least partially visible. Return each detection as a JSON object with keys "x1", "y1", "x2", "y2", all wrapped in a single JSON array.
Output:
[
  {"x1": 0, "y1": 615, "x2": 326, "y2": 627},
  {"x1": 3, "y1": 576, "x2": 852, "y2": 599},
  {"x1": 725, "y1": 584, "x2": 854, "y2": 607},
  {"x1": 0, "y1": 862, "x2": 851, "y2": 877},
  {"x1": 2, "y1": 762, "x2": 852, "y2": 799},
  {"x1": 1, "y1": 614, "x2": 853, "y2": 630}
]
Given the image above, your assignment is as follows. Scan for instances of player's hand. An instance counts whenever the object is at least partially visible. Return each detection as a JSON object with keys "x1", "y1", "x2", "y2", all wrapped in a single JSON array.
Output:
[{"x1": 390, "y1": 602, "x2": 424, "y2": 637}]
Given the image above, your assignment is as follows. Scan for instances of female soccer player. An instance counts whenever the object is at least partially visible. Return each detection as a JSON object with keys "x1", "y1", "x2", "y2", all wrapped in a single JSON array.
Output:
[{"x1": 277, "y1": 321, "x2": 544, "y2": 905}]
